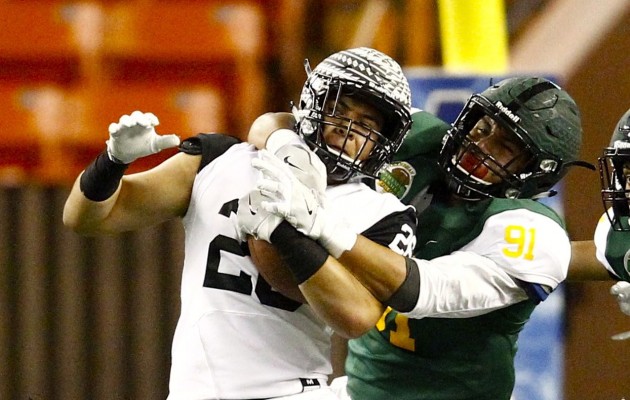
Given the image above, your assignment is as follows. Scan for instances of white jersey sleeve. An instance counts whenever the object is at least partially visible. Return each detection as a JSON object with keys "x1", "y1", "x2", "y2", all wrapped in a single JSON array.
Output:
[
  {"x1": 326, "y1": 182, "x2": 416, "y2": 257},
  {"x1": 404, "y1": 208, "x2": 569, "y2": 319},
  {"x1": 460, "y1": 208, "x2": 571, "y2": 288},
  {"x1": 594, "y1": 211, "x2": 616, "y2": 275},
  {"x1": 405, "y1": 252, "x2": 529, "y2": 319}
]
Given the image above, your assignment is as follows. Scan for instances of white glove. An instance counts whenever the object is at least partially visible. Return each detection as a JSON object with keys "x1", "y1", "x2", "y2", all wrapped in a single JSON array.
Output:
[
  {"x1": 253, "y1": 150, "x2": 356, "y2": 258},
  {"x1": 106, "y1": 110, "x2": 180, "y2": 164},
  {"x1": 611, "y1": 281, "x2": 630, "y2": 316},
  {"x1": 237, "y1": 189, "x2": 283, "y2": 243},
  {"x1": 266, "y1": 129, "x2": 327, "y2": 203}
]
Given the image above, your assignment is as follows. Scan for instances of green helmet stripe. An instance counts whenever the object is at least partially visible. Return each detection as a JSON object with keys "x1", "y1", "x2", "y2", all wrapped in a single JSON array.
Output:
[{"x1": 508, "y1": 80, "x2": 558, "y2": 111}]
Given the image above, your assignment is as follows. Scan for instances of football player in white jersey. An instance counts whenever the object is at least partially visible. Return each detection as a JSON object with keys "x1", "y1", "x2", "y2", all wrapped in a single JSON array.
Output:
[
  {"x1": 62, "y1": 47, "x2": 416, "y2": 399},
  {"x1": 241, "y1": 77, "x2": 593, "y2": 399}
]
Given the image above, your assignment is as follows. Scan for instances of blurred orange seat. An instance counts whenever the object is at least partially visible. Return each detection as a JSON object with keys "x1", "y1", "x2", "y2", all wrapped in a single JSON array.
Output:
[
  {"x1": 102, "y1": 1, "x2": 264, "y2": 65},
  {"x1": 0, "y1": 2, "x2": 104, "y2": 84},
  {"x1": 0, "y1": 85, "x2": 44, "y2": 182},
  {"x1": 0, "y1": 84, "x2": 96, "y2": 184},
  {"x1": 101, "y1": 1, "x2": 267, "y2": 134}
]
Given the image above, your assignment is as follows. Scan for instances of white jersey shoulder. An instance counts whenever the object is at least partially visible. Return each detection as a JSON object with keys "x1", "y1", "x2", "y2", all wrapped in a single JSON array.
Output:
[
  {"x1": 459, "y1": 208, "x2": 570, "y2": 289},
  {"x1": 326, "y1": 182, "x2": 411, "y2": 234},
  {"x1": 405, "y1": 208, "x2": 567, "y2": 319}
]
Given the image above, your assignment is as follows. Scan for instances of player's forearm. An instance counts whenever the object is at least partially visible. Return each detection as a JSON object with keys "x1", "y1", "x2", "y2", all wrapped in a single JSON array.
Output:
[
  {"x1": 62, "y1": 172, "x2": 122, "y2": 235},
  {"x1": 63, "y1": 151, "x2": 197, "y2": 235},
  {"x1": 62, "y1": 145, "x2": 131, "y2": 234},
  {"x1": 268, "y1": 222, "x2": 385, "y2": 337},
  {"x1": 300, "y1": 256, "x2": 386, "y2": 338},
  {"x1": 337, "y1": 235, "x2": 408, "y2": 301}
]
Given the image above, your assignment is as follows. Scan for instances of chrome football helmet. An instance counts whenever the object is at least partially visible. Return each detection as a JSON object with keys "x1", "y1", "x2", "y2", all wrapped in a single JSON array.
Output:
[
  {"x1": 439, "y1": 76, "x2": 590, "y2": 200},
  {"x1": 294, "y1": 47, "x2": 412, "y2": 183},
  {"x1": 599, "y1": 108, "x2": 630, "y2": 231}
]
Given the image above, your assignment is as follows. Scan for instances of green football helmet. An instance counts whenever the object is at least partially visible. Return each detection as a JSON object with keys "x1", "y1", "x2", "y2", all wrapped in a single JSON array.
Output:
[
  {"x1": 439, "y1": 76, "x2": 587, "y2": 200},
  {"x1": 295, "y1": 47, "x2": 412, "y2": 183},
  {"x1": 599, "y1": 108, "x2": 630, "y2": 231}
]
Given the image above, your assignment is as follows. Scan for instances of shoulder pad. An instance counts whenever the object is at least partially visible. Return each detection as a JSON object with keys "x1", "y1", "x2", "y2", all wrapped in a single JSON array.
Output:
[
  {"x1": 180, "y1": 133, "x2": 241, "y2": 171},
  {"x1": 179, "y1": 136, "x2": 203, "y2": 155}
]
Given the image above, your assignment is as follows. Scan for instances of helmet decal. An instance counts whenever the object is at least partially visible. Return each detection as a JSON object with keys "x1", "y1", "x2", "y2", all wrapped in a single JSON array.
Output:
[
  {"x1": 312, "y1": 48, "x2": 412, "y2": 108},
  {"x1": 494, "y1": 101, "x2": 520, "y2": 123},
  {"x1": 377, "y1": 161, "x2": 416, "y2": 199}
]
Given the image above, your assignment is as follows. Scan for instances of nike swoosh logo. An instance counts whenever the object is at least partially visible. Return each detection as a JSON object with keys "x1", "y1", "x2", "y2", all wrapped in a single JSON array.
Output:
[
  {"x1": 305, "y1": 198, "x2": 313, "y2": 215},
  {"x1": 284, "y1": 156, "x2": 304, "y2": 171},
  {"x1": 248, "y1": 195, "x2": 257, "y2": 215}
]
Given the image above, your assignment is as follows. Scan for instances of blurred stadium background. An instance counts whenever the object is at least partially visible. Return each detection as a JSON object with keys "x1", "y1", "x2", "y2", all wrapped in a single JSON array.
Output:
[{"x1": 0, "y1": 0, "x2": 628, "y2": 399}]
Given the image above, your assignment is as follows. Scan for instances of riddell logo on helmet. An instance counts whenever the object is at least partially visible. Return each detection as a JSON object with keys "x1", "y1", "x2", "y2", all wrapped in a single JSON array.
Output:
[{"x1": 495, "y1": 101, "x2": 521, "y2": 123}]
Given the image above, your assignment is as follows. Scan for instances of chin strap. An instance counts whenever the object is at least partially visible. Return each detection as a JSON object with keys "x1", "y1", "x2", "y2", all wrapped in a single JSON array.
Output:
[
  {"x1": 565, "y1": 160, "x2": 596, "y2": 171},
  {"x1": 531, "y1": 189, "x2": 557, "y2": 199}
]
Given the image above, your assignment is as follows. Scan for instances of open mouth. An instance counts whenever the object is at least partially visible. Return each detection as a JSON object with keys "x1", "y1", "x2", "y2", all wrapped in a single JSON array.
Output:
[
  {"x1": 326, "y1": 144, "x2": 357, "y2": 165},
  {"x1": 456, "y1": 152, "x2": 491, "y2": 185}
]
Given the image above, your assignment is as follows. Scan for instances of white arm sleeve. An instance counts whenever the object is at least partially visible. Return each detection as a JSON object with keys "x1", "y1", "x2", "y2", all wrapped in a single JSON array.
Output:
[
  {"x1": 404, "y1": 251, "x2": 529, "y2": 319},
  {"x1": 403, "y1": 208, "x2": 569, "y2": 319},
  {"x1": 594, "y1": 211, "x2": 617, "y2": 277}
]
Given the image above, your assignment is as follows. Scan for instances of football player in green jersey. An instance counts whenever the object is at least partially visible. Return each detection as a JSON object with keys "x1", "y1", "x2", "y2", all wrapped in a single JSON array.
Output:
[
  {"x1": 563, "y1": 108, "x2": 630, "y2": 318},
  {"x1": 241, "y1": 76, "x2": 592, "y2": 399},
  {"x1": 591, "y1": 108, "x2": 630, "y2": 313}
]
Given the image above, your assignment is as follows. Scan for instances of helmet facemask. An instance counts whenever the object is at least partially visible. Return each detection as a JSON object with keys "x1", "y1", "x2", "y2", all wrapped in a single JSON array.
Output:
[
  {"x1": 298, "y1": 80, "x2": 408, "y2": 182},
  {"x1": 599, "y1": 109, "x2": 630, "y2": 231}
]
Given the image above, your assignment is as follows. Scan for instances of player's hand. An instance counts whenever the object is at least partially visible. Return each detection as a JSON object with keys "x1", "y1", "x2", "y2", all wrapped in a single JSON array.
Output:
[
  {"x1": 237, "y1": 189, "x2": 283, "y2": 243},
  {"x1": 265, "y1": 129, "x2": 327, "y2": 204},
  {"x1": 247, "y1": 112, "x2": 296, "y2": 150},
  {"x1": 611, "y1": 281, "x2": 630, "y2": 316},
  {"x1": 106, "y1": 110, "x2": 180, "y2": 164},
  {"x1": 253, "y1": 150, "x2": 355, "y2": 257},
  {"x1": 253, "y1": 150, "x2": 323, "y2": 233}
]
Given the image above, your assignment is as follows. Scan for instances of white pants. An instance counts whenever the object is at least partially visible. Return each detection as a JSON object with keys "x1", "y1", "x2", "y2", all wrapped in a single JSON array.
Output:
[{"x1": 329, "y1": 376, "x2": 351, "y2": 400}]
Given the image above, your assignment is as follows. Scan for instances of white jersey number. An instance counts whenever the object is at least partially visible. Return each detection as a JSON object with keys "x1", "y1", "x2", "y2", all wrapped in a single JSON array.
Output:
[{"x1": 389, "y1": 223, "x2": 417, "y2": 257}]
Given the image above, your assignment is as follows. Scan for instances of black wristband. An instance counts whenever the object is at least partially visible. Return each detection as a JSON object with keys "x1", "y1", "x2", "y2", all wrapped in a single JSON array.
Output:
[
  {"x1": 270, "y1": 221, "x2": 329, "y2": 284},
  {"x1": 385, "y1": 257, "x2": 420, "y2": 313},
  {"x1": 79, "y1": 150, "x2": 129, "y2": 201}
]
